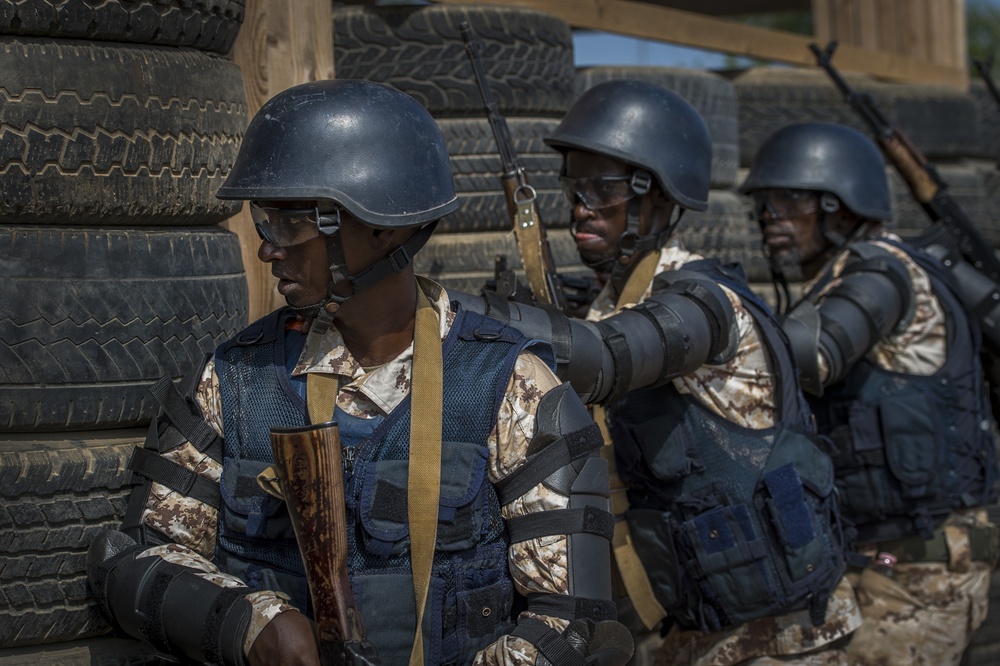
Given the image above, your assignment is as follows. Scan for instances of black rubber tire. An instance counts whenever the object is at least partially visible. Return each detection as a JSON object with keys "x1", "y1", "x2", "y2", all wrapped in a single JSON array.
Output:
[
  {"x1": 735, "y1": 67, "x2": 983, "y2": 166},
  {"x1": 418, "y1": 190, "x2": 765, "y2": 291},
  {"x1": 0, "y1": 637, "x2": 167, "y2": 665},
  {"x1": 332, "y1": 4, "x2": 575, "y2": 117},
  {"x1": 1, "y1": 226, "x2": 248, "y2": 433},
  {"x1": 0, "y1": 0, "x2": 245, "y2": 54},
  {"x1": 0, "y1": 429, "x2": 140, "y2": 648},
  {"x1": 435, "y1": 117, "x2": 565, "y2": 233},
  {"x1": 967, "y1": 159, "x2": 1000, "y2": 248},
  {"x1": 575, "y1": 66, "x2": 740, "y2": 189},
  {"x1": 0, "y1": 38, "x2": 246, "y2": 226},
  {"x1": 888, "y1": 162, "x2": 989, "y2": 241},
  {"x1": 971, "y1": 80, "x2": 1000, "y2": 163}
]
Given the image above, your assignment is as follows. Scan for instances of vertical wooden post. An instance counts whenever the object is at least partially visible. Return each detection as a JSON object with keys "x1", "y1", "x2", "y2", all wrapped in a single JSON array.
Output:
[
  {"x1": 223, "y1": 0, "x2": 336, "y2": 322},
  {"x1": 810, "y1": 0, "x2": 967, "y2": 87}
]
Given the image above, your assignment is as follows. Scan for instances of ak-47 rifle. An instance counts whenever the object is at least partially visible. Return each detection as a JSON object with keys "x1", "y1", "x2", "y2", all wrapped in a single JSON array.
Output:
[
  {"x1": 460, "y1": 21, "x2": 569, "y2": 312},
  {"x1": 811, "y1": 40, "x2": 1000, "y2": 420},
  {"x1": 810, "y1": 40, "x2": 1000, "y2": 285},
  {"x1": 269, "y1": 422, "x2": 380, "y2": 666}
]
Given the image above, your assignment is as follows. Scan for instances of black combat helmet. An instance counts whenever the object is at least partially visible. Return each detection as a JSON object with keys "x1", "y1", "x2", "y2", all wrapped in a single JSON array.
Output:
[
  {"x1": 544, "y1": 79, "x2": 712, "y2": 211},
  {"x1": 217, "y1": 79, "x2": 459, "y2": 228},
  {"x1": 740, "y1": 122, "x2": 892, "y2": 222}
]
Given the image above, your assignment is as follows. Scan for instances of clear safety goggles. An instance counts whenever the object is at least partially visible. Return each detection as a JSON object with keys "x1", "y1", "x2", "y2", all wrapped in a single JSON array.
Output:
[
  {"x1": 559, "y1": 175, "x2": 636, "y2": 211},
  {"x1": 249, "y1": 203, "x2": 341, "y2": 248},
  {"x1": 752, "y1": 188, "x2": 818, "y2": 221}
]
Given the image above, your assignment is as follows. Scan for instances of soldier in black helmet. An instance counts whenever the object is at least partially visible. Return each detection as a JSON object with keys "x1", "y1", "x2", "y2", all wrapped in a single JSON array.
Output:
[
  {"x1": 742, "y1": 121, "x2": 998, "y2": 666},
  {"x1": 539, "y1": 81, "x2": 861, "y2": 665},
  {"x1": 85, "y1": 79, "x2": 633, "y2": 666}
]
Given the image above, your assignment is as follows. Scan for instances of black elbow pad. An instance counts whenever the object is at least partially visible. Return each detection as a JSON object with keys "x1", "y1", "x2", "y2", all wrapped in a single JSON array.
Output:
[
  {"x1": 88, "y1": 529, "x2": 252, "y2": 666},
  {"x1": 816, "y1": 245, "x2": 912, "y2": 385}
]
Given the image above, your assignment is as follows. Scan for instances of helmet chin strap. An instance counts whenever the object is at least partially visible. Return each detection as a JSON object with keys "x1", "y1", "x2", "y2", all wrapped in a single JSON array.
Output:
[
  {"x1": 303, "y1": 221, "x2": 439, "y2": 335},
  {"x1": 609, "y1": 169, "x2": 684, "y2": 286}
]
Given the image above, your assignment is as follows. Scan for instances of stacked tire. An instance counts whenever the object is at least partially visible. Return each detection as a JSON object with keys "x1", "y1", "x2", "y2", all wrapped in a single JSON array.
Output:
[
  {"x1": 333, "y1": 3, "x2": 581, "y2": 295},
  {"x1": 0, "y1": 2, "x2": 249, "y2": 662}
]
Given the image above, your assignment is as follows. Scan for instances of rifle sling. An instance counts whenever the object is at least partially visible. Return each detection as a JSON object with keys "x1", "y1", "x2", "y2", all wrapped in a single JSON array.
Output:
[
  {"x1": 615, "y1": 250, "x2": 660, "y2": 312},
  {"x1": 408, "y1": 290, "x2": 444, "y2": 666},
  {"x1": 603, "y1": 256, "x2": 671, "y2": 630},
  {"x1": 303, "y1": 288, "x2": 443, "y2": 664}
]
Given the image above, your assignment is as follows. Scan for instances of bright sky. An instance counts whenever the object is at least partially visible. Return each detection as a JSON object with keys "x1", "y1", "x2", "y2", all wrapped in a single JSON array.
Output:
[{"x1": 574, "y1": 31, "x2": 736, "y2": 69}]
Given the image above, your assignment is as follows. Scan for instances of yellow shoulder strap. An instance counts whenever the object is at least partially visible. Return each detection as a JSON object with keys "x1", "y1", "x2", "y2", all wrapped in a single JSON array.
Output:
[
  {"x1": 408, "y1": 291, "x2": 444, "y2": 665},
  {"x1": 614, "y1": 249, "x2": 661, "y2": 311}
]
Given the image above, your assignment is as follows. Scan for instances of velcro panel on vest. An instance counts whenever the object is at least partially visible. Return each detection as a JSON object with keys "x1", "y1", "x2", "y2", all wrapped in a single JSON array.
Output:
[
  {"x1": 129, "y1": 447, "x2": 221, "y2": 510},
  {"x1": 763, "y1": 463, "x2": 814, "y2": 549},
  {"x1": 494, "y1": 424, "x2": 604, "y2": 506},
  {"x1": 527, "y1": 593, "x2": 618, "y2": 621},
  {"x1": 148, "y1": 374, "x2": 222, "y2": 458},
  {"x1": 511, "y1": 618, "x2": 586, "y2": 666},
  {"x1": 506, "y1": 507, "x2": 614, "y2": 544}
]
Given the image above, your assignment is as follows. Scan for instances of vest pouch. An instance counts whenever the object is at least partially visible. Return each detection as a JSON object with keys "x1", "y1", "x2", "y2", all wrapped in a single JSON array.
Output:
[
  {"x1": 761, "y1": 428, "x2": 836, "y2": 584},
  {"x1": 353, "y1": 572, "x2": 447, "y2": 665},
  {"x1": 220, "y1": 458, "x2": 296, "y2": 541},
  {"x1": 625, "y1": 509, "x2": 684, "y2": 614},
  {"x1": 879, "y1": 391, "x2": 941, "y2": 498},
  {"x1": 456, "y1": 577, "x2": 514, "y2": 663},
  {"x1": 358, "y1": 440, "x2": 491, "y2": 558},
  {"x1": 680, "y1": 503, "x2": 776, "y2": 627}
]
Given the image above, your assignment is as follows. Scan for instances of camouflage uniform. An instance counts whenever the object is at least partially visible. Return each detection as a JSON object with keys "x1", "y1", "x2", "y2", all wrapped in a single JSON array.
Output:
[
  {"x1": 589, "y1": 242, "x2": 862, "y2": 666},
  {"x1": 138, "y1": 277, "x2": 573, "y2": 663},
  {"x1": 810, "y1": 233, "x2": 996, "y2": 666}
]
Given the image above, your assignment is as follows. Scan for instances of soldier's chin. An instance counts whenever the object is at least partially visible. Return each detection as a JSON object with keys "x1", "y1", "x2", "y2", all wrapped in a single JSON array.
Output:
[{"x1": 768, "y1": 247, "x2": 804, "y2": 283}]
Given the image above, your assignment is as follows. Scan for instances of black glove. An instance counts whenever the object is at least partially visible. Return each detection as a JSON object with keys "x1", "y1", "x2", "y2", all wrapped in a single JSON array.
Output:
[{"x1": 535, "y1": 618, "x2": 635, "y2": 666}]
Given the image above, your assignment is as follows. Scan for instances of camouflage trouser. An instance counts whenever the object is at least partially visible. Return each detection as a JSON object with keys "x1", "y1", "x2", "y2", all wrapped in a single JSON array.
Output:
[
  {"x1": 648, "y1": 578, "x2": 861, "y2": 666},
  {"x1": 843, "y1": 561, "x2": 992, "y2": 666}
]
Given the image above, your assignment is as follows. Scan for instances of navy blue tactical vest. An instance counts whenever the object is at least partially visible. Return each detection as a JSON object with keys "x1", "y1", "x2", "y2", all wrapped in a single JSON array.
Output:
[
  {"x1": 611, "y1": 260, "x2": 846, "y2": 634},
  {"x1": 213, "y1": 305, "x2": 536, "y2": 665},
  {"x1": 809, "y1": 239, "x2": 998, "y2": 544}
]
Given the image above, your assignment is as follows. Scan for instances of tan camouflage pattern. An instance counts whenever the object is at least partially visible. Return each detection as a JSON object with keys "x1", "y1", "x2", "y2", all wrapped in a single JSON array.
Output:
[
  {"x1": 137, "y1": 277, "x2": 578, "y2": 663},
  {"x1": 809, "y1": 231, "x2": 947, "y2": 382},
  {"x1": 845, "y1": 510, "x2": 995, "y2": 666},
  {"x1": 474, "y1": 612, "x2": 570, "y2": 666},
  {"x1": 653, "y1": 577, "x2": 862, "y2": 666},
  {"x1": 587, "y1": 242, "x2": 776, "y2": 429}
]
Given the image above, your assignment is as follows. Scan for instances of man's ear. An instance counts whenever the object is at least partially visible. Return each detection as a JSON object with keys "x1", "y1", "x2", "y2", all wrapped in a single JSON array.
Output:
[{"x1": 371, "y1": 225, "x2": 416, "y2": 251}]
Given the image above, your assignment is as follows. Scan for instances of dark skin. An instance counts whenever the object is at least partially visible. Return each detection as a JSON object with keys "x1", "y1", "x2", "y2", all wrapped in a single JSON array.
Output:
[
  {"x1": 756, "y1": 191, "x2": 869, "y2": 280},
  {"x1": 564, "y1": 150, "x2": 675, "y2": 298},
  {"x1": 249, "y1": 199, "x2": 424, "y2": 666}
]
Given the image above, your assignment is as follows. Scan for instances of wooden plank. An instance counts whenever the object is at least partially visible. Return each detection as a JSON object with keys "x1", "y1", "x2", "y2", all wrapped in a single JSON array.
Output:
[
  {"x1": 858, "y1": 0, "x2": 879, "y2": 52},
  {"x1": 224, "y1": 0, "x2": 335, "y2": 322},
  {"x1": 434, "y1": 0, "x2": 965, "y2": 87},
  {"x1": 876, "y1": 0, "x2": 899, "y2": 57},
  {"x1": 810, "y1": 0, "x2": 833, "y2": 45}
]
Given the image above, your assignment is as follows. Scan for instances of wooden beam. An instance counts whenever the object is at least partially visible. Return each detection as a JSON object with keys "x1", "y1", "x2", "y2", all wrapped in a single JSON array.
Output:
[
  {"x1": 433, "y1": 0, "x2": 966, "y2": 88},
  {"x1": 224, "y1": 0, "x2": 335, "y2": 322}
]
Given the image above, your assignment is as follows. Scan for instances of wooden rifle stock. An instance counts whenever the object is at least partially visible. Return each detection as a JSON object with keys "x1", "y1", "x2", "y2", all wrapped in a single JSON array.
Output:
[
  {"x1": 269, "y1": 421, "x2": 380, "y2": 666},
  {"x1": 460, "y1": 21, "x2": 568, "y2": 311}
]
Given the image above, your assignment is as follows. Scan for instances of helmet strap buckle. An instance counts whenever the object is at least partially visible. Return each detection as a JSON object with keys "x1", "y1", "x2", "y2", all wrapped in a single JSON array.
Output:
[
  {"x1": 317, "y1": 207, "x2": 341, "y2": 236},
  {"x1": 387, "y1": 244, "x2": 413, "y2": 273},
  {"x1": 630, "y1": 170, "x2": 652, "y2": 197}
]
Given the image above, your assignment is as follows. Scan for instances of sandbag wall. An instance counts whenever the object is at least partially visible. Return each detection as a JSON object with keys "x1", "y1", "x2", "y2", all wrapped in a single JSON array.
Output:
[{"x1": 0, "y1": 1, "x2": 250, "y2": 662}]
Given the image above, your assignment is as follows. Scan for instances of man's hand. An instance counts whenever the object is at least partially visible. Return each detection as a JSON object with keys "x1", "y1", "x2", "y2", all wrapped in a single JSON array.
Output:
[{"x1": 248, "y1": 609, "x2": 321, "y2": 666}]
